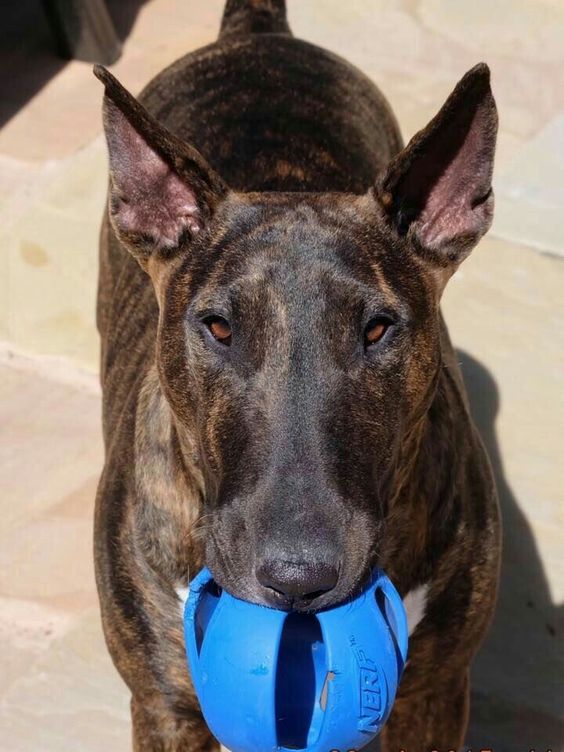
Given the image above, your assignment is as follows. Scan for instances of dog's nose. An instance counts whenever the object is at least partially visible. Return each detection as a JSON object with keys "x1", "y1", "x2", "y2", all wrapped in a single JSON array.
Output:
[{"x1": 256, "y1": 559, "x2": 339, "y2": 600}]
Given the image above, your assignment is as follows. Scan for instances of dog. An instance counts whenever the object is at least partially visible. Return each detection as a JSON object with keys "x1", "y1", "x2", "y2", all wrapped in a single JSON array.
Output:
[{"x1": 94, "y1": 1, "x2": 501, "y2": 750}]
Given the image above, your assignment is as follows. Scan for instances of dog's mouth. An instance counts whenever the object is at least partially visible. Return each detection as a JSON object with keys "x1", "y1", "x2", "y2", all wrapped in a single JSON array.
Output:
[
  {"x1": 202, "y1": 502, "x2": 380, "y2": 614},
  {"x1": 205, "y1": 556, "x2": 377, "y2": 615},
  {"x1": 199, "y1": 575, "x2": 338, "y2": 615},
  {"x1": 206, "y1": 570, "x2": 333, "y2": 613},
  {"x1": 255, "y1": 585, "x2": 334, "y2": 614}
]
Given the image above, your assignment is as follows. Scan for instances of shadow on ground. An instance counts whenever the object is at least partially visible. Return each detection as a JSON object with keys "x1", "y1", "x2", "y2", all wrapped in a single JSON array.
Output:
[
  {"x1": 355, "y1": 352, "x2": 563, "y2": 752},
  {"x1": 0, "y1": 0, "x2": 146, "y2": 129},
  {"x1": 459, "y1": 351, "x2": 564, "y2": 751}
]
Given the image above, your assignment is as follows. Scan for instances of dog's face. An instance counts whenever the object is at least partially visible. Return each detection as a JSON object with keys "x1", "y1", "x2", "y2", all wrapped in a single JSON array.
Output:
[
  {"x1": 156, "y1": 193, "x2": 442, "y2": 610},
  {"x1": 97, "y1": 64, "x2": 496, "y2": 610}
]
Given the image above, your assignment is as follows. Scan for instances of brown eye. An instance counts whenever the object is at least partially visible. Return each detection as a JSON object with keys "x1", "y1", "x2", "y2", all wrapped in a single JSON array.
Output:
[
  {"x1": 364, "y1": 318, "x2": 389, "y2": 347},
  {"x1": 206, "y1": 316, "x2": 232, "y2": 346}
]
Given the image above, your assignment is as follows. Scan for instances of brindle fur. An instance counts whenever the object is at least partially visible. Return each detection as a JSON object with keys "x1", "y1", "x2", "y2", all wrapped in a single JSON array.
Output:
[{"x1": 95, "y1": 2, "x2": 501, "y2": 750}]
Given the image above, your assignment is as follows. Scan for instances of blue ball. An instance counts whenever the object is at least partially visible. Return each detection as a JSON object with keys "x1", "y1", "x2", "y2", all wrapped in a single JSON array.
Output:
[{"x1": 184, "y1": 568, "x2": 408, "y2": 752}]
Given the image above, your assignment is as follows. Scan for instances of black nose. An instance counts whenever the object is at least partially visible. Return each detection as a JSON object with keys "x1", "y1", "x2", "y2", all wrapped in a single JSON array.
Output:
[{"x1": 256, "y1": 559, "x2": 339, "y2": 600}]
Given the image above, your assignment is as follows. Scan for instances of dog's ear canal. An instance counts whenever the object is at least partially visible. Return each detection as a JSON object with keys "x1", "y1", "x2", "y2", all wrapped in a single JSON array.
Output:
[
  {"x1": 376, "y1": 63, "x2": 498, "y2": 268},
  {"x1": 94, "y1": 65, "x2": 228, "y2": 269}
]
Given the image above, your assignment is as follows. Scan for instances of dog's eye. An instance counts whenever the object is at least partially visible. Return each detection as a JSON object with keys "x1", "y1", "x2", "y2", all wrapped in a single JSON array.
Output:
[
  {"x1": 364, "y1": 317, "x2": 389, "y2": 348},
  {"x1": 205, "y1": 316, "x2": 232, "y2": 346}
]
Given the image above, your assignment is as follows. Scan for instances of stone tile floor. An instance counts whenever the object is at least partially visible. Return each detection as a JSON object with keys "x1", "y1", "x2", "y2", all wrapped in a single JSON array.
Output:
[{"x1": 1, "y1": 0, "x2": 563, "y2": 750}]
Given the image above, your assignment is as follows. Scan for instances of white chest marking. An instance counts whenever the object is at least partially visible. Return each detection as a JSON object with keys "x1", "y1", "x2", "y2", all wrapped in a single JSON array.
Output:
[
  {"x1": 403, "y1": 583, "x2": 429, "y2": 636},
  {"x1": 176, "y1": 584, "x2": 190, "y2": 616}
]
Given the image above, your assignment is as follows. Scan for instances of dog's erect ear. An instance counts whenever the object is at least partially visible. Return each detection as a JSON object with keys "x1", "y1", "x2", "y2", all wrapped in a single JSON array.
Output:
[
  {"x1": 377, "y1": 63, "x2": 497, "y2": 271},
  {"x1": 94, "y1": 66, "x2": 228, "y2": 269}
]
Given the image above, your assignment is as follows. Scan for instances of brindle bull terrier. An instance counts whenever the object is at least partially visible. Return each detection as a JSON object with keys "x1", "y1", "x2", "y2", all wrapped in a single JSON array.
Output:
[{"x1": 94, "y1": 1, "x2": 501, "y2": 750}]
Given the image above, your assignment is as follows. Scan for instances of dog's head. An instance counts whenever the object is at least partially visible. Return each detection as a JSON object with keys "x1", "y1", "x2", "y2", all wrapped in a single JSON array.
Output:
[{"x1": 96, "y1": 63, "x2": 496, "y2": 610}]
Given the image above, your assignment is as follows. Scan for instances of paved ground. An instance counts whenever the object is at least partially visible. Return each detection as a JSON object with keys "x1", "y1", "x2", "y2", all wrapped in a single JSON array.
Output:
[{"x1": 1, "y1": 1, "x2": 563, "y2": 750}]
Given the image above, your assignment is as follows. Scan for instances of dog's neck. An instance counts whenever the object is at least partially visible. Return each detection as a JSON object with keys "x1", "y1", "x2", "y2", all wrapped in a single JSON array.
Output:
[
  {"x1": 133, "y1": 366, "x2": 205, "y2": 583},
  {"x1": 381, "y1": 356, "x2": 473, "y2": 592}
]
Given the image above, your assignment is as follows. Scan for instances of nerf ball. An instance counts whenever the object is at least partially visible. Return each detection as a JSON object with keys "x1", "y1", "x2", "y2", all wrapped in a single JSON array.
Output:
[{"x1": 184, "y1": 567, "x2": 408, "y2": 752}]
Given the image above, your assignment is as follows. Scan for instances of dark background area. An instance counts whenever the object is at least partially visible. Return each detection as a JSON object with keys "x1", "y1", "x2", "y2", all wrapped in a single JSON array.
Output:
[{"x1": 0, "y1": 0, "x2": 146, "y2": 129}]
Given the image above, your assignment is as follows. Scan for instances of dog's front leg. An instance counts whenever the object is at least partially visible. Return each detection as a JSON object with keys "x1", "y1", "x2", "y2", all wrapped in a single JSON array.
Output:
[
  {"x1": 380, "y1": 668, "x2": 470, "y2": 752},
  {"x1": 131, "y1": 695, "x2": 218, "y2": 752}
]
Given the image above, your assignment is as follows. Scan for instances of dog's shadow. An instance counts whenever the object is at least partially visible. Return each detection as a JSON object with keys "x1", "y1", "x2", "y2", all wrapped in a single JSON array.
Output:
[
  {"x1": 369, "y1": 350, "x2": 563, "y2": 752},
  {"x1": 459, "y1": 350, "x2": 564, "y2": 750}
]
